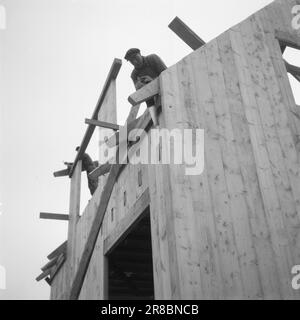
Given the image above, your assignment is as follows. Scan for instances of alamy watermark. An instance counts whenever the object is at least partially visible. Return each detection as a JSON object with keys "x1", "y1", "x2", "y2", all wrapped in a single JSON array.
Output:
[
  {"x1": 291, "y1": 5, "x2": 300, "y2": 30},
  {"x1": 292, "y1": 265, "x2": 300, "y2": 290},
  {"x1": 99, "y1": 127, "x2": 204, "y2": 176}
]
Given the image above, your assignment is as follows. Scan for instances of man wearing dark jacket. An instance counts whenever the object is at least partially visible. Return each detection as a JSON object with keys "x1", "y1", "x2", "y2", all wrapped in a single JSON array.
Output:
[
  {"x1": 65, "y1": 147, "x2": 98, "y2": 196},
  {"x1": 124, "y1": 48, "x2": 167, "y2": 126}
]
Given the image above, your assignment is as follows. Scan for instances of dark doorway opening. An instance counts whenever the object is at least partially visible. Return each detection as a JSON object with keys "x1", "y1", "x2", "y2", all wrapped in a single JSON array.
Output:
[{"x1": 107, "y1": 208, "x2": 154, "y2": 300}]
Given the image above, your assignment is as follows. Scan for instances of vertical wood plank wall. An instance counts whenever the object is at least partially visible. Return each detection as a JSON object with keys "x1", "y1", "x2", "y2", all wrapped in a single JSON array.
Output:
[
  {"x1": 51, "y1": 0, "x2": 300, "y2": 299},
  {"x1": 149, "y1": 0, "x2": 300, "y2": 299}
]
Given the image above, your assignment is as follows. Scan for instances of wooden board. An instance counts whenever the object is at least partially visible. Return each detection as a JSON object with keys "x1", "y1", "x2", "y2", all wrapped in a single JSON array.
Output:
[
  {"x1": 128, "y1": 78, "x2": 160, "y2": 106},
  {"x1": 40, "y1": 213, "x2": 69, "y2": 221},
  {"x1": 168, "y1": 16, "x2": 206, "y2": 50}
]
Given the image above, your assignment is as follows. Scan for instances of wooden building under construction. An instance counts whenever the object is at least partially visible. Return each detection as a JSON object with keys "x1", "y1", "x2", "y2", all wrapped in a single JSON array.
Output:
[{"x1": 37, "y1": 0, "x2": 300, "y2": 299}]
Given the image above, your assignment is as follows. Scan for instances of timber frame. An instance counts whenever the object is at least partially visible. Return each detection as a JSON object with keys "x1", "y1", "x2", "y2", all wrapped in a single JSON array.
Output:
[{"x1": 39, "y1": 0, "x2": 300, "y2": 300}]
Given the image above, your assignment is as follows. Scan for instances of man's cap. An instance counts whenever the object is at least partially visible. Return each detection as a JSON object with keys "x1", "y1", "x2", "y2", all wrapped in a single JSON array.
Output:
[{"x1": 124, "y1": 48, "x2": 141, "y2": 61}]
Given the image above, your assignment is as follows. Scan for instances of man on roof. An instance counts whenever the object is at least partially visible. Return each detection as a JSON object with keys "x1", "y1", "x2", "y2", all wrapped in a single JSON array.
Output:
[{"x1": 124, "y1": 48, "x2": 167, "y2": 126}]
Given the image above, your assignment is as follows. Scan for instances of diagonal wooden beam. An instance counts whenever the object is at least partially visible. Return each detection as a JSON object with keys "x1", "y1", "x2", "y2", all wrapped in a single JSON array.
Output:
[
  {"x1": 69, "y1": 105, "x2": 141, "y2": 300},
  {"x1": 128, "y1": 78, "x2": 160, "y2": 106},
  {"x1": 69, "y1": 58, "x2": 122, "y2": 178},
  {"x1": 168, "y1": 16, "x2": 205, "y2": 50},
  {"x1": 40, "y1": 212, "x2": 69, "y2": 221},
  {"x1": 85, "y1": 118, "x2": 120, "y2": 131}
]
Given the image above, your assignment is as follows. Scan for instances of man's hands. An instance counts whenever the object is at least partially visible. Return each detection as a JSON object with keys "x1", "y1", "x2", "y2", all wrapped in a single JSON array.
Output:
[{"x1": 135, "y1": 75, "x2": 153, "y2": 90}]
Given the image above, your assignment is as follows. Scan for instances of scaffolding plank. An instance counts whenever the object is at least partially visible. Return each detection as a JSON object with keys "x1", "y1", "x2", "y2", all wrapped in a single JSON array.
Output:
[{"x1": 40, "y1": 212, "x2": 69, "y2": 221}]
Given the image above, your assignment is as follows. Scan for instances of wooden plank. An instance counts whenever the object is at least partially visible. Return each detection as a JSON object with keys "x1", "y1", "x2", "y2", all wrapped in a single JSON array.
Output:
[
  {"x1": 188, "y1": 49, "x2": 226, "y2": 299},
  {"x1": 85, "y1": 118, "x2": 119, "y2": 131},
  {"x1": 69, "y1": 163, "x2": 124, "y2": 299},
  {"x1": 104, "y1": 188, "x2": 150, "y2": 255},
  {"x1": 36, "y1": 269, "x2": 51, "y2": 282},
  {"x1": 128, "y1": 78, "x2": 160, "y2": 106},
  {"x1": 53, "y1": 169, "x2": 69, "y2": 177},
  {"x1": 69, "y1": 58, "x2": 122, "y2": 177},
  {"x1": 40, "y1": 212, "x2": 69, "y2": 221},
  {"x1": 147, "y1": 70, "x2": 179, "y2": 298},
  {"x1": 47, "y1": 240, "x2": 67, "y2": 260},
  {"x1": 50, "y1": 254, "x2": 66, "y2": 282},
  {"x1": 232, "y1": 17, "x2": 293, "y2": 299},
  {"x1": 168, "y1": 16, "x2": 206, "y2": 50},
  {"x1": 219, "y1": 25, "x2": 279, "y2": 299},
  {"x1": 66, "y1": 161, "x2": 81, "y2": 292},
  {"x1": 212, "y1": 34, "x2": 261, "y2": 298},
  {"x1": 252, "y1": 10, "x2": 300, "y2": 297},
  {"x1": 69, "y1": 102, "x2": 142, "y2": 299},
  {"x1": 241, "y1": 15, "x2": 297, "y2": 298},
  {"x1": 41, "y1": 255, "x2": 59, "y2": 272}
]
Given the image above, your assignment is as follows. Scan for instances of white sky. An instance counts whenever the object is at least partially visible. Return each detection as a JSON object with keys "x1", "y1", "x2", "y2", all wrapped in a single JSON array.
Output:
[{"x1": 1, "y1": 0, "x2": 299, "y2": 300}]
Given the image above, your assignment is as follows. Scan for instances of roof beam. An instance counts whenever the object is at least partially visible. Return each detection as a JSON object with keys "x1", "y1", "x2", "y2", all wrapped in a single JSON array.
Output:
[{"x1": 168, "y1": 16, "x2": 205, "y2": 50}]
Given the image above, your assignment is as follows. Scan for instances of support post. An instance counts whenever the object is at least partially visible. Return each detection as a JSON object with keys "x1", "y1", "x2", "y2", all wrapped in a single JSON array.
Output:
[{"x1": 66, "y1": 160, "x2": 81, "y2": 294}]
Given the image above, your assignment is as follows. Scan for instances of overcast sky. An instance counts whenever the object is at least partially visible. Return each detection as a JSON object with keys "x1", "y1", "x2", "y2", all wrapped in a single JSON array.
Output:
[{"x1": 1, "y1": 0, "x2": 299, "y2": 300}]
